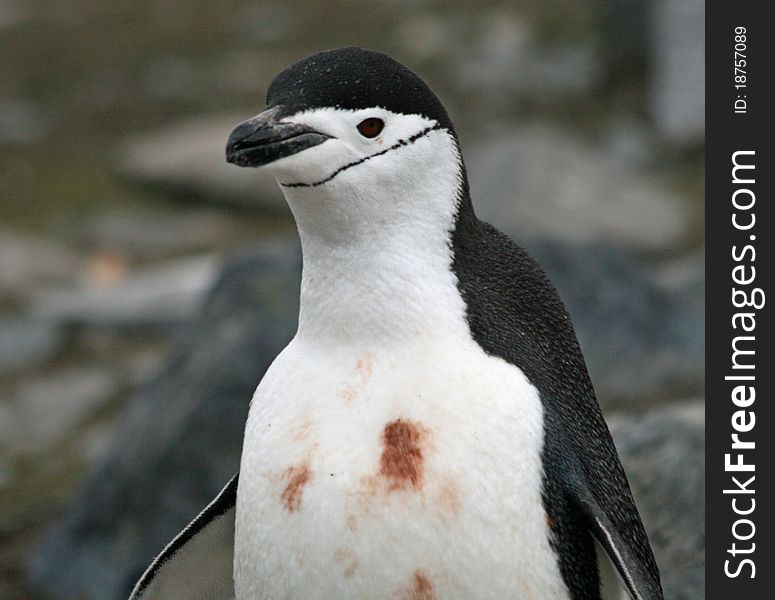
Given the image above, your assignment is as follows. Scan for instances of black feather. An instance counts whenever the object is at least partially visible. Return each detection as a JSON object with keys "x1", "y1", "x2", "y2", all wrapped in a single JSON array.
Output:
[{"x1": 266, "y1": 47, "x2": 455, "y2": 131}]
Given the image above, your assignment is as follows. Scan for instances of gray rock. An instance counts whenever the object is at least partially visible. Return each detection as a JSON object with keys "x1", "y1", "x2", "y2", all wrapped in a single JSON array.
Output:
[
  {"x1": 31, "y1": 254, "x2": 220, "y2": 330},
  {"x1": 141, "y1": 52, "x2": 272, "y2": 101},
  {"x1": 649, "y1": 0, "x2": 705, "y2": 144},
  {"x1": 233, "y1": 3, "x2": 295, "y2": 44},
  {"x1": 391, "y1": 11, "x2": 460, "y2": 63},
  {"x1": 0, "y1": 0, "x2": 31, "y2": 30},
  {"x1": 0, "y1": 453, "x2": 11, "y2": 490},
  {"x1": 141, "y1": 55, "x2": 197, "y2": 100},
  {"x1": 0, "y1": 367, "x2": 118, "y2": 456},
  {"x1": 29, "y1": 239, "x2": 302, "y2": 600},
  {"x1": 119, "y1": 115, "x2": 289, "y2": 213},
  {"x1": 598, "y1": 0, "x2": 704, "y2": 146},
  {"x1": 0, "y1": 230, "x2": 82, "y2": 303},
  {"x1": 0, "y1": 98, "x2": 49, "y2": 144},
  {"x1": 0, "y1": 318, "x2": 62, "y2": 376},
  {"x1": 68, "y1": 210, "x2": 242, "y2": 261},
  {"x1": 652, "y1": 245, "x2": 705, "y2": 292},
  {"x1": 528, "y1": 240, "x2": 704, "y2": 408},
  {"x1": 457, "y1": 39, "x2": 602, "y2": 108},
  {"x1": 443, "y1": 8, "x2": 602, "y2": 116},
  {"x1": 601, "y1": 117, "x2": 660, "y2": 170},
  {"x1": 600, "y1": 0, "x2": 652, "y2": 71},
  {"x1": 609, "y1": 401, "x2": 705, "y2": 600},
  {"x1": 467, "y1": 125, "x2": 690, "y2": 253}
]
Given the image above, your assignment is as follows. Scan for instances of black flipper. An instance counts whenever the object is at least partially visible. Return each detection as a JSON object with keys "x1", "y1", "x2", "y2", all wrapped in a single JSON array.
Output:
[
  {"x1": 129, "y1": 473, "x2": 238, "y2": 600},
  {"x1": 451, "y1": 197, "x2": 663, "y2": 600},
  {"x1": 576, "y1": 485, "x2": 663, "y2": 600}
]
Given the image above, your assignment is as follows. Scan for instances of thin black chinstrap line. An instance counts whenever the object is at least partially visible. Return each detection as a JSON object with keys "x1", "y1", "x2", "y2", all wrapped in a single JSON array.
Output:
[{"x1": 280, "y1": 123, "x2": 443, "y2": 188}]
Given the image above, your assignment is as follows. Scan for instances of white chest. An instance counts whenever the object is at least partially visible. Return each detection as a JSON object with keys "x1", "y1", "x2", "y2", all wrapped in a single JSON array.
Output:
[{"x1": 234, "y1": 336, "x2": 569, "y2": 600}]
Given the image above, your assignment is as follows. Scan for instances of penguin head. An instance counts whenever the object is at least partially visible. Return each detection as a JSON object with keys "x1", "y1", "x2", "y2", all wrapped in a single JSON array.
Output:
[{"x1": 226, "y1": 48, "x2": 466, "y2": 225}]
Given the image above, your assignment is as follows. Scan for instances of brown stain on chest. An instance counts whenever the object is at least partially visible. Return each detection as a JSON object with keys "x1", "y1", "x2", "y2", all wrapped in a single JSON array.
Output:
[
  {"x1": 334, "y1": 548, "x2": 358, "y2": 578},
  {"x1": 345, "y1": 419, "x2": 463, "y2": 531},
  {"x1": 281, "y1": 463, "x2": 311, "y2": 513},
  {"x1": 291, "y1": 417, "x2": 314, "y2": 444},
  {"x1": 337, "y1": 353, "x2": 375, "y2": 404},
  {"x1": 380, "y1": 419, "x2": 427, "y2": 491},
  {"x1": 346, "y1": 513, "x2": 359, "y2": 533},
  {"x1": 436, "y1": 479, "x2": 462, "y2": 520},
  {"x1": 338, "y1": 387, "x2": 357, "y2": 403},
  {"x1": 406, "y1": 570, "x2": 436, "y2": 600},
  {"x1": 355, "y1": 353, "x2": 374, "y2": 378},
  {"x1": 344, "y1": 474, "x2": 380, "y2": 531}
]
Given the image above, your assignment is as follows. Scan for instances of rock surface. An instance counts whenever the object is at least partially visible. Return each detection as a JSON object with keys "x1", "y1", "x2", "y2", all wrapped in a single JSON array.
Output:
[
  {"x1": 0, "y1": 98, "x2": 49, "y2": 144},
  {"x1": 649, "y1": 0, "x2": 705, "y2": 145},
  {"x1": 0, "y1": 368, "x2": 118, "y2": 456},
  {"x1": 610, "y1": 401, "x2": 705, "y2": 600},
  {"x1": 29, "y1": 237, "x2": 703, "y2": 599},
  {"x1": 528, "y1": 240, "x2": 704, "y2": 407},
  {"x1": 30, "y1": 254, "x2": 220, "y2": 330},
  {"x1": 0, "y1": 318, "x2": 62, "y2": 376},
  {"x1": 0, "y1": 230, "x2": 82, "y2": 305},
  {"x1": 467, "y1": 125, "x2": 690, "y2": 253},
  {"x1": 454, "y1": 14, "x2": 602, "y2": 109},
  {"x1": 120, "y1": 115, "x2": 288, "y2": 213},
  {"x1": 68, "y1": 210, "x2": 244, "y2": 261}
]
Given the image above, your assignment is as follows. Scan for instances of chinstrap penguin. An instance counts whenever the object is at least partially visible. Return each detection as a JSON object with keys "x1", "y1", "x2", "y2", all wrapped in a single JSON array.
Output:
[{"x1": 129, "y1": 47, "x2": 663, "y2": 600}]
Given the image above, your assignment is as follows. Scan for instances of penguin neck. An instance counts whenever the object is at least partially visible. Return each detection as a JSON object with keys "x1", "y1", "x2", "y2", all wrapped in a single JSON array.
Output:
[{"x1": 284, "y1": 162, "x2": 474, "y2": 348}]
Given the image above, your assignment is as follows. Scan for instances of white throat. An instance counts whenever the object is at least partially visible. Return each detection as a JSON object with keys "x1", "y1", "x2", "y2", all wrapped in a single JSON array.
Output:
[{"x1": 279, "y1": 129, "x2": 468, "y2": 346}]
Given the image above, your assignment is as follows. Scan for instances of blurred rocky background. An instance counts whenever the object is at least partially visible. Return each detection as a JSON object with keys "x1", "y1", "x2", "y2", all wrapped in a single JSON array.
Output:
[{"x1": 0, "y1": 0, "x2": 703, "y2": 598}]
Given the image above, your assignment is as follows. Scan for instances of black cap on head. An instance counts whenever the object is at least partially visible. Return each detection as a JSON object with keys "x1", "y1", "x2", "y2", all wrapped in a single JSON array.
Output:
[{"x1": 266, "y1": 47, "x2": 455, "y2": 132}]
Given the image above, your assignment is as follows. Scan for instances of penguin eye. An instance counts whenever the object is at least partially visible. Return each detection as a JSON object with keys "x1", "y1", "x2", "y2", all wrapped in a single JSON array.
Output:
[{"x1": 356, "y1": 118, "x2": 384, "y2": 138}]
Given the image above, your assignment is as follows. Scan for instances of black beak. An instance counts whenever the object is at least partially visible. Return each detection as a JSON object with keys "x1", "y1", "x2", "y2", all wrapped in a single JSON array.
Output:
[{"x1": 225, "y1": 106, "x2": 331, "y2": 168}]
